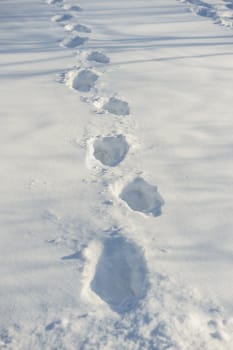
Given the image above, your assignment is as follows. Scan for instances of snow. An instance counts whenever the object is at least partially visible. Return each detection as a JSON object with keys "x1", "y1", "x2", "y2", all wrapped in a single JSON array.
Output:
[
  {"x1": 66, "y1": 68, "x2": 99, "y2": 92},
  {"x1": 87, "y1": 51, "x2": 110, "y2": 64},
  {"x1": 90, "y1": 235, "x2": 148, "y2": 314},
  {"x1": 91, "y1": 134, "x2": 129, "y2": 167},
  {"x1": 1, "y1": 0, "x2": 233, "y2": 348},
  {"x1": 119, "y1": 177, "x2": 165, "y2": 217}
]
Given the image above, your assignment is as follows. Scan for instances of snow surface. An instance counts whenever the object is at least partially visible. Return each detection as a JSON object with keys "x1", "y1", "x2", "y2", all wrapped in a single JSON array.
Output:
[{"x1": 1, "y1": 0, "x2": 233, "y2": 349}]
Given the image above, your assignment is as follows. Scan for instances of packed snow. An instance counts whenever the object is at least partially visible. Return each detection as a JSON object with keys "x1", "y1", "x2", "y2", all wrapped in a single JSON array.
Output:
[{"x1": 1, "y1": 0, "x2": 233, "y2": 349}]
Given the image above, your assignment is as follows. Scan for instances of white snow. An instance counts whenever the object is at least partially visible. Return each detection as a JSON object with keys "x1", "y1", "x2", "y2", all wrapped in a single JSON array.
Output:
[
  {"x1": 102, "y1": 97, "x2": 130, "y2": 116},
  {"x1": 65, "y1": 23, "x2": 92, "y2": 33},
  {"x1": 119, "y1": 177, "x2": 165, "y2": 217},
  {"x1": 90, "y1": 235, "x2": 148, "y2": 314},
  {"x1": 87, "y1": 51, "x2": 110, "y2": 64},
  {"x1": 51, "y1": 14, "x2": 73, "y2": 23},
  {"x1": 65, "y1": 69, "x2": 99, "y2": 92},
  {"x1": 91, "y1": 134, "x2": 129, "y2": 167},
  {"x1": 1, "y1": 0, "x2": 233, "y2": 348},
  {"x1": 61, "y1": 35, "x2": 88, "y2": 48}
]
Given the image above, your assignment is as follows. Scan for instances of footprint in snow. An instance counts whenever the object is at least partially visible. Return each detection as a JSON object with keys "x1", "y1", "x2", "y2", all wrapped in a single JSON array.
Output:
[
  {"x1": 207, "y1": 316, "x2": 233, "y2": 341},
  {"x1": 186, "y1": 0, "x2": 212, "y2": 7},
  {"x1": 208, "y1": 320, "x2": 223, "y2": 340},
  {"x1": 61, "y1": 35, "x2": 88, "y2": 48},
  {"x1": 51, "y1": 14, "x2": 72, "y2": 23},
  {"x1": 119, "y1": 177, "x2": 164, "y2": 217},
  {"x1": 91, "y1": 134, "x2": 129, "y2": 167},
  {"x1": 87, "y1": 51, "x2": 110, "y2": 64},
  {"x1": 195, "y1": 6, "x2": 215, "y2": 17},
  {"x1": 63, "y1": 4, "x2": 82, "y2": 12},
  {"x1": 67, "y1": 69, "x2": 98, "y2": 92},
  {"x1": 64, "y1": 23, "x2": 91, "y2": 33},
  {"x1": 226, "y1": 4, "x2": 233, "y2": 10},
  {"x1": 45, "y1": 320, "x2": 62, "y2": 332},
  {"x1": 47, "y1": 0, "x2": 63, "y2": 4},
  {"x1": 90, "y1": 236, "x2": 148, "y2": 313},
  {"x1": 0, "y1": 329, "x2": 12, "y2": 347},
  {"x1": 103, "y1": 97, "x2": 130, "y2": 116}
]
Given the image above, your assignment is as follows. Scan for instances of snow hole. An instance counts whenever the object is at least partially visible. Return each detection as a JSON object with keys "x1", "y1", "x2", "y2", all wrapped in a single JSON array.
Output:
[
  {"x1": 91, "y1": 236, "x2": 148, "y2": 313},
  {"x1": 93, "y1": 135, "x2": 129, "y2": 167},
  {"x1": 103, "y1": 97, "x2": 130, "y2": 116},
  {"x1": 87, "y1": 51, "x2": 110, "y2": 64},
  {"x1": 71, "y1": 69, "x2": 98, "y2": 92},
  {"x1": 120, "y1": 177, "x2": 164, "y2": 216},
  {"x1": 196, "y1": 7, "x2": 215, "y2": 17},
  {"x1": 65, "y1": 23, "x2": 91, "y2": 33},
  {"x1": 47, "y1": 0, "x2": 63, "y2": 4},
  {"x1": 61, "y1": 36, "x2": 88, "y2": 48},
  {"x1": 51, "y1": 14, "x2": 72, "y2": 22},
  {"x1": 63, "y1": 4, "x2": 82, "y2": 11}
]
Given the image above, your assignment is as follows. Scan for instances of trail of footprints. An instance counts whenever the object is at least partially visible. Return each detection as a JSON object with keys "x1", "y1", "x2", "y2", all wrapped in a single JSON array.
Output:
[
  {"x1": 180, "y1": 0, "x2": 233, "y2": 27},
  {"x1": 46, "y1": 2, "x2": 232, "y2": 335},
  {"x1": 47, "y1": 0, "x2": 160, "y2": 313}
]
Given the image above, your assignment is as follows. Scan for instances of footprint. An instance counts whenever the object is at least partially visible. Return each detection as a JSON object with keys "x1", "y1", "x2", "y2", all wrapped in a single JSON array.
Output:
[
  {"x1": 90, "y1": 236, "x2": 148, "y2": 313},
  {"x1": 186, "y1": 0, "x2": 212, "y2": 7},
  {"x1": 92, "y1": 134, "x2": 129, "y2": 167},
  {"x1": 51, "y1": 14, "x2": 72, "y2": 22},
  {"x1": 63, "y1": 4, "x2": 82, "y2": 12},
  {"x1": 45, "y1": 320, "x2": 62, "y2": 332},
  {"x1": 195, "y1": 6, "x2": 215, "y2": 17},
  {"x1": 226, "y1": 4, "x2": 233, "y2": 10},
  {"x1": 67, "y1": 69, "x2": 98, "y2": 92},
  {"x1": 87, "y1": 51, "x2": 110, "y2": 64},
  {"x1": 61, "y1": 35, "x2": 88, "y2": 48},
  {"x1": 64, "y1": 23, "x2": 91, "y2": 33},
  {"x1": 208, "y1": 319, "x2": 224, "y2": 340},
  {"x1": 119, "y1": 177, "x2": 164, "y2": 216},
  {"x1": 47, "y1": 0, "x2": 63, "y2": 4},
  {"x1": 0, "y1": 329, "x2": 12, "y2": 347},
  {"x1": 103, "y1": 97, "x2": 130, "y2": 116}
]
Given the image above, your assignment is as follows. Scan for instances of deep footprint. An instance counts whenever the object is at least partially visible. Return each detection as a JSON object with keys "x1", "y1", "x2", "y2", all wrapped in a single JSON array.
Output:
[
  {"x1": 47, "y1": 0, "x2": 63, "y2": 4},
  {"x1": 103, "y1": 97, "x2": 130, "y2": 116},
  {"x1": 65, "y1": 23, "x2": 91, "y2": 33},
  {"x1": 51, "y1": 14, "x2": 72, "y2": 22},
  {"x1": 63, "y1": 4, "x2": 82, "y2": 11},
  {"x1": 120, "y1": 177, "x2": 164, "y2": 216},
  {"x1": 196, "y1": 7, "x2": 215, "y2": 17},
  {"x1": 87, "y1": 51, "x2": 110, "y2": 64},
  {"x1": 91, "y1": 236, "x2": 148, "y2": 313},
  {"x1": 70, "y1": 69, "x2": 98, "y2": 92},
  {"x1": 61, "y1": 35, "x2": 88, "y2": 48},
  {"x1": 93, "y1": 134, "x2": 129, "y2": 167}
]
